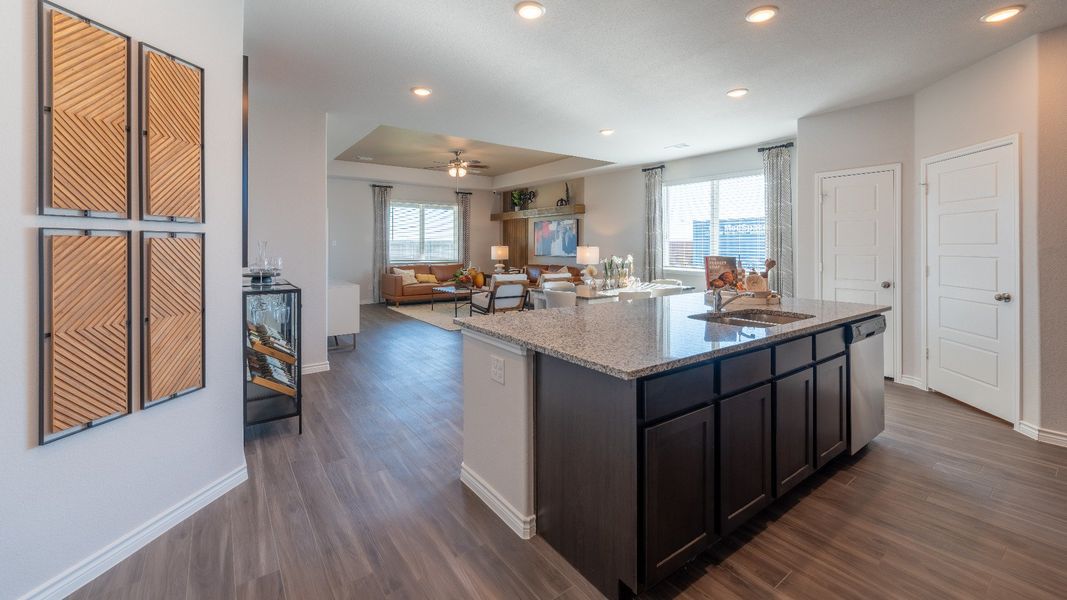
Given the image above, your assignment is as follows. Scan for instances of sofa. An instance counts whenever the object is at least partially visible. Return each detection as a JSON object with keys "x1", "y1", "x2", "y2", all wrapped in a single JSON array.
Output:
[
  {"x1": 523, "y1": 264, "x2": 583, "y2": 286},
  {"x1": 381, "y1": 263, "x2": 466, "y2": 306}
]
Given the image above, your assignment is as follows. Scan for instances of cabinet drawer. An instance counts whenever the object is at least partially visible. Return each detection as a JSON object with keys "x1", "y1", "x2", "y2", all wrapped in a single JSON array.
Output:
[
  {"x1": 718, "y1": 349, "x2": 772, "y2": 396},
  {"x1": 775, "y1": 336, "x2": 813, "y2": 375},
  {"x1": 642, "y1": 362, "x2": 715, "y2": 422},
  {"x1": 815, "y1": 327, "x2": 846, "y2": 361}
]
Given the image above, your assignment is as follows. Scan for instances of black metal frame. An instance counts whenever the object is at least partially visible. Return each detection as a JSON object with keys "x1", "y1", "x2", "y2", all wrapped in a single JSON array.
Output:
[
  {"x1": 138, "y1": 42, "x2": 206, "y2": 223},
  {"x1": 469, "y1": 282, "x2": 529, "y2": 316},
  {"x1": 242, "y1": 280, "x2": 303, "y2": 434},
  {"x1": 139, "y1": 231, "x2": 206, "y2": 410},
  {"x1": 39, "y1": 228, "x2": 133, "y2": 445},
  {"x1": 242, "y1": 55, "x2": 249, "y2": 267},
  {"x1": 37, "y1": 1, "x2": 132, "y2": 220}
]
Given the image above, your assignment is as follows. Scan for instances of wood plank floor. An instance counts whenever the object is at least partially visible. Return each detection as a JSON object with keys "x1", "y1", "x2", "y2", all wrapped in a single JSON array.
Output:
[{"x1": 71, "y1": 304, "x2": 1067, "y2": 599}]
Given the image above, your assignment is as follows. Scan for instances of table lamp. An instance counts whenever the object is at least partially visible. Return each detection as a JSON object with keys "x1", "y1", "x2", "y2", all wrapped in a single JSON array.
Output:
[
  {"x1": 491, "y1": 246, "x2": 509, "y2": 273},
  {"x1": 576, "y1": 246, "x2": 600, "y2": 284}
]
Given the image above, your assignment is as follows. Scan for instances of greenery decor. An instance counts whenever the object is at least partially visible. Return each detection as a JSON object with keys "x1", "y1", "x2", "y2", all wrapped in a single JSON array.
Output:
[{"x1": 451, "y1": 268, "x2": 474, "y2": 287}]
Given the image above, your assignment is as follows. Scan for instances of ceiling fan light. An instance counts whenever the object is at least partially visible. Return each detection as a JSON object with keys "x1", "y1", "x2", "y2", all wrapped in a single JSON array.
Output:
[
  {"x1": 515, "y1": 1, "x2": 546, "y2": 20},
  {"x1": 457, "y1": 167, "x2": 468, "y2": 177},
  {"x1": 448, "y1": 166, "x2": 458, "y2": 177}
]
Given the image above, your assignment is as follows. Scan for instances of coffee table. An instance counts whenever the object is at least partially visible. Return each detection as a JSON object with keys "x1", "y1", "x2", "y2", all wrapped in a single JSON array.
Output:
[{"x1": 431, "y1": 285, "x2": 474, "y2": 317}]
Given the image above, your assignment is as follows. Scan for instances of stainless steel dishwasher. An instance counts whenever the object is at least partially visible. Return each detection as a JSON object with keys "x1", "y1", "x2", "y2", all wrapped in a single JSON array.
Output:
[{"x1": 847, "y1": 315, "x2": 887, "y2": 453}]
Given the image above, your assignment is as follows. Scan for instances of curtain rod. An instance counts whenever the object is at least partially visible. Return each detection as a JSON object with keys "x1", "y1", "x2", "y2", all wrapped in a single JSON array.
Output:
[
  {"x1": 758, "y1": 142, "x2": 794, "y2": 152},
  {"x1": 642, "y1": 164, "x2": 665, "y2": 172},
  {"x1": 370, "y1": 184, "x2": 393, "y2": 189}
]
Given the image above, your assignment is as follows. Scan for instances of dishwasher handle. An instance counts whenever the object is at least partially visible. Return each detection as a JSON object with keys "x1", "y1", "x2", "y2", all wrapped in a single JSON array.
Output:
[{"x1": 847, "y1": 315, "x2": 886, "y2": 343}]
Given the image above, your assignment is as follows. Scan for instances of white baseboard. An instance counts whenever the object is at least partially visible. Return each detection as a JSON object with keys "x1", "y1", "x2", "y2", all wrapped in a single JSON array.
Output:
[
  {"x1": 302, "y1": 361, "x2": 330, "y2": 375},
  {"x1": 460, "y1": 462, "x2": 535, "y2": 539},
  {"x1": 1015, "y1": 421, "x2": 1067, "y2": 448},
  {"x1": 21, "y1": 464, "x2": 248, "y2": 600},
  {"x1": 896, "y1": 375, "x2": 925, "y2": 390}
]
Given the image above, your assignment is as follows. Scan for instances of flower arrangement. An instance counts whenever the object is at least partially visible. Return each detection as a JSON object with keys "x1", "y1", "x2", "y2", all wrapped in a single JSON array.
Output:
[
  {"x1": 450, "y1": 268, "x2": 474, "y2": 287},
  {"x1": 600, "y1": 254, "x2": 634, "y2": 289}
]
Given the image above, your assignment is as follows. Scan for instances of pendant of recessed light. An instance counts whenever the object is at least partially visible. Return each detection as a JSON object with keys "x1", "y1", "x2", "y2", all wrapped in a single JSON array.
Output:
[
  {"x1": 515, "y1": 1, "x2": 546, "y2": 20},
  {"x1": 980, "y1": 5, "x2": 1025, "y2": 23},
  {"x1": 745, "y1": 5, "x2": 778, "y2": 23}
]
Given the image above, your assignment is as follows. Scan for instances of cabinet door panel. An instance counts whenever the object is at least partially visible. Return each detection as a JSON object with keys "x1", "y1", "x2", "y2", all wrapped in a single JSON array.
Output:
[
  {"x1": 718, "y1": 384, "x2": 772, "y2": 535},
  {"x1": 774, "y1": 369, "x2": 815, "y2": 496},
  {"x1": 815, "y1": 355, "x2": 848, "y2": 468},
  {"x1": 643, "y1": 406, "x2": 716, "y2": 584}
]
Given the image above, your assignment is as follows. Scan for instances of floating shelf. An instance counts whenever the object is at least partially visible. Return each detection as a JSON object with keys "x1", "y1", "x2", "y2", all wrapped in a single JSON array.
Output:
[{"x1": 490, "y1": 204, "x2": 585, "y2": 222}]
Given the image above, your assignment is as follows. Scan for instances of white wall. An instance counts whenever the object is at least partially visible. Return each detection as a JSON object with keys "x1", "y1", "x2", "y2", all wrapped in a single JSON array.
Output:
[
  {"x1": 0, "y1": 1, "x2": 246, "y2": 597},
  {"x1": 1036, "y1": 26, "x2": 1067, "y2": 432},
  {"x1": 247, "y1": 91, "x2": 329, "y2": 370},
  {"x1": 796, "y1": 97, "x2": 916, "y2": 376},
  {"x1": 914, "y1": 37, "x2": 1041, "y2": 425},
  {"x1": 328, "y1": 174, "x2": 498, "y2": 302}
]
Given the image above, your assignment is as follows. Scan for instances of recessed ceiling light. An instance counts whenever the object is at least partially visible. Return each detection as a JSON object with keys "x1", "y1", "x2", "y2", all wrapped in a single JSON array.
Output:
[
  {"x1": 745, "y1": 5, "x2": 778, "y2": 23},
  {"x1": 410, "y1": 86, "x2": 432, "y2": 97},
  {"x1": 980, "y1": 5, "x2": 1025, "y2": 23},
  {"x1": 515, "y1": 1, "x2": 546, "y2": 20},
  {"x1": 599, "y1": 129, "x2": 615, "y2": 136},
  {"x1": 665, "y1": 143, "x2": 690, "y2": 150},
  {"x1": 726, "y1": 88, "x2": 749, "y2": 98},
  {"x1": 356, "y1": 155, "x2": 374, "y2": 161}
]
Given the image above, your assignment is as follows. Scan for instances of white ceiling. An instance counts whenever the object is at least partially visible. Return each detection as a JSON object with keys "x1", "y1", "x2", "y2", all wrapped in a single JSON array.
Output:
[
  {"x1": 245, "y1": 0, "x2": 1067, "y2": 172},
  {"x1": 335, "y1": 125, "x2": 587, "y2": 176}
]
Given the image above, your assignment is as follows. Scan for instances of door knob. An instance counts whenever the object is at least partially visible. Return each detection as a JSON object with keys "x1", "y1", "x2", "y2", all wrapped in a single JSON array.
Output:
[
  {"x1": 994, "y1": 293, "x2": 1013, "y2": 302},
  {"x1": 880, "y1": 281, "x2": 892, "y2": 289}
]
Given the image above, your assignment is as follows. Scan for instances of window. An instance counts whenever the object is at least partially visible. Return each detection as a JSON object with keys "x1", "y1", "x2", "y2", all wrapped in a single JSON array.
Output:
[
  {"x1": 388, "y1": 202, "x2": 459, "y2": 263},
  {"x1": 662, "y1": 172, "x2": 766, "y2": 271}
]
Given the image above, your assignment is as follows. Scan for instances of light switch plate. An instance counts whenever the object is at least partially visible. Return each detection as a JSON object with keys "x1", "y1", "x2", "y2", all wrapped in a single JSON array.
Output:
[{"x1": 490, "y1": 355, "x2": 505, "y2": 385}]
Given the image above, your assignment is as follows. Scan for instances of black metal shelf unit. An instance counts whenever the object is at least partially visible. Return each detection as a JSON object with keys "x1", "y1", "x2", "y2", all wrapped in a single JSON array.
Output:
[{"x1": 242, "y1": 279, "x2": 302, "y2": 433}]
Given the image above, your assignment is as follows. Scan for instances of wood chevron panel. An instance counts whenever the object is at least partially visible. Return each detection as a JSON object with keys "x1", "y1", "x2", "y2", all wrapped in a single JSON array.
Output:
[
  {"x1": 145, "y1": 50, "x2": 202, "y2": 221},
  {"x1": 49, "y1": 10, "x2": 128, "y2": 214},
  {"x1": 146, "y1": 236, "x2": 203, "y2": 402},
  {"x1": 49, "y1": 234, "x2": 129, "y2": 433}
]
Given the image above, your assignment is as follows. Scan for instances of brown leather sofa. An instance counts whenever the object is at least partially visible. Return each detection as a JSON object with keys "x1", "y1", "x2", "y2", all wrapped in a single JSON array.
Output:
[
  {"x1": 382, "y1": 263, "x2": 464, "y2": 305},
  {"x1": 523, "y1": 264, "x2": 583, "y2": 286}
]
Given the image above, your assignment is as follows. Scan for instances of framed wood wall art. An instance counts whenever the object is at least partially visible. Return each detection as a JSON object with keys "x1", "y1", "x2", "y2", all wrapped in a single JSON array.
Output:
[
  {"x1": 139, "y1": 44, "x2": 204, "y2": 222},
  {"x1": 39, "y1": 229, "x2": 132, "y2": 444},
  {"x1": 140, "y1": 232, "x2": 205, "y2": 408},
  {"x1": 38, "y1": 2, "x2": 131, "y2": 219}
]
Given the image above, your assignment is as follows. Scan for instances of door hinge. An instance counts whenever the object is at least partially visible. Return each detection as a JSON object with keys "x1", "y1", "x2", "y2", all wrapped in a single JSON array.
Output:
[
  {"x1": 817, "y1": 262, "x2": 823, "y2": 273},
  {"x1": 926, "y1": 348, "x2": 930, "y2": 359},
  {"x1": 925, "y1": 265, "x2": 930, "y2": 277}
]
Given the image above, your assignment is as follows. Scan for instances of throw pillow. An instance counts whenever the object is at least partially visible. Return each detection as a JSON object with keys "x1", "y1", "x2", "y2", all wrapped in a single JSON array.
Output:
[
  {"x1": 392, "y1": 267, "x2": 418, "y2": 286},
  {"x1": 556, "y1": 265, "x2": 570, "y2": 274},
  {"x1": 415, "y1": 273, "x2": 438, "y2": 284}
]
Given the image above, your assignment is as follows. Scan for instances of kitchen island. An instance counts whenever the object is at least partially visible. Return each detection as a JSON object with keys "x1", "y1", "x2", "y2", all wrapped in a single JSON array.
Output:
[{"x1": 456, "y1": 293, "x2": 889, "y2": 599}]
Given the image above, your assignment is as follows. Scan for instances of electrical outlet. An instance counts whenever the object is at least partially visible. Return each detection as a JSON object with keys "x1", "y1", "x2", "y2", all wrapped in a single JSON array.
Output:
[{"x1": 490, "y1": 355, "x2": 505, "y2": 385}]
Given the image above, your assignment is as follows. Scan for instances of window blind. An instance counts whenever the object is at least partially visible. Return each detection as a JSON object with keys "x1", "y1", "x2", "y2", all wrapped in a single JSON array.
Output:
[
  {"x1": 388, "y1": 202, "x2": 459, "y2": 263},
  {"x1": 663, "y1": 173, "x2": 766, "y2": 272}
]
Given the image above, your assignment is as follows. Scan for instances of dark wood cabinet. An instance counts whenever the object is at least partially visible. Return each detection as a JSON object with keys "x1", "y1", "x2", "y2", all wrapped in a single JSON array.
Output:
[
  {"x1": 774, "y1": 368, "x2": 815, "y2": 496},
  {"x1": 815, "y1": 355, "x2": 848, "y2": 468},
  {"x1": 718, "y1": 384, "x2": 773, "y2": 535},
  {"x1": 642, "y1": 406, "x2": 716, "y2": 584}
]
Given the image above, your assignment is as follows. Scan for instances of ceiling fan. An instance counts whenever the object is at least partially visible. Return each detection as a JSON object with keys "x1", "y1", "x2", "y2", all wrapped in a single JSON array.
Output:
[{"x1": 425, "y1": 150, "x2": 490, "y2": 178}]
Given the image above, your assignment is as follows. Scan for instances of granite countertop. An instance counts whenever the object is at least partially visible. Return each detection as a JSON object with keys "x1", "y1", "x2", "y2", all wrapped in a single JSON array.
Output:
[{"x1": 455, "y1": 293, "x2": 889, "y2": 380}]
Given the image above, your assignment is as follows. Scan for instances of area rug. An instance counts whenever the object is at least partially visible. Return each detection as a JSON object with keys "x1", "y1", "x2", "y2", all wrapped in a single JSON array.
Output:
[{"x1": 388, "y1": 302, "x2": 466, "y2": 331}]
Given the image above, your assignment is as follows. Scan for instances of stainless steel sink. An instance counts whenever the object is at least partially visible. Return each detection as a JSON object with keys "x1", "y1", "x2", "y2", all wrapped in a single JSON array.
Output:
[{"x1": 689, "y1": 309, "x2": 815, "y2": 328}]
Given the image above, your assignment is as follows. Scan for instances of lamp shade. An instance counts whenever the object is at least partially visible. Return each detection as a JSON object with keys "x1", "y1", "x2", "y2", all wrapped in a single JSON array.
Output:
[
  {"x1": 576, "y1": 246, "x2": 600, "y2": 265},
  {"x1": 491, "y1": 245, "x2": 509, "y2": 260}
]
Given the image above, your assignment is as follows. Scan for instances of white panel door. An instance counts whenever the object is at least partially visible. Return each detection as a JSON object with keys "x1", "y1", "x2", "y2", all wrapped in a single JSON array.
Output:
[
  {"x1": 819, "y1": 169, "x2": 896, "y2": 377},
  {"x1": 925, "y1": 143, "x2": 1017, "y2": 422}
]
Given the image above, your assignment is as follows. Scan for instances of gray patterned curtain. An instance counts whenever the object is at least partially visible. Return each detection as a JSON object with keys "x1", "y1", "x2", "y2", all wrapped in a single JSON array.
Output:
[
  {"x1": 456, "y1": 191, "x2": 472, "y2": 266},
  {"x1": 643, "y1": 166, "x2": 665, "y2": 281},
  {"x1": 761, "y1": 144, "x2": 794, "y2": 297},
  {"x1": 371, "y1": 184, "x2": 392, "y2": 302}
]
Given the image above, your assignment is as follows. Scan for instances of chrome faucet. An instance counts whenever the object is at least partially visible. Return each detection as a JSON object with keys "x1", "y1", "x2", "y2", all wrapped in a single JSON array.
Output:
[{"x1": 707, "y1": 288, "x2": 755, "y2": 313}]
